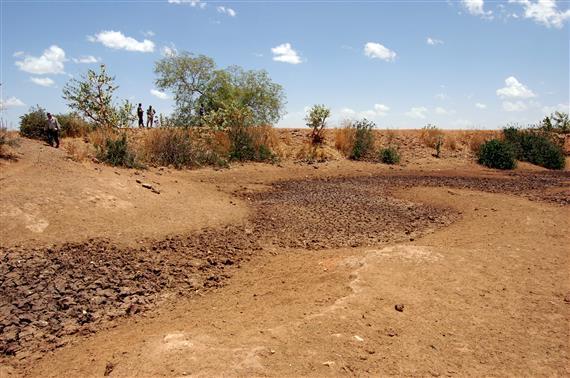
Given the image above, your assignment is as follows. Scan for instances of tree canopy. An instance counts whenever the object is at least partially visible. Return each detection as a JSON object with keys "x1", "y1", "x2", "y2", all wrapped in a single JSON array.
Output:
[{"x1": 154, "y1": 52, "x2": 286, "y2": 126}]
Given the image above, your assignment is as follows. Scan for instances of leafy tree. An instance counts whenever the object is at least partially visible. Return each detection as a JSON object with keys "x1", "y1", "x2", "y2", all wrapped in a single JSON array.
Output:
[
  {"x1": 305, "y1": 104, "x2": 330, "y2": 145},
  {"x1": 62, "y1": 64, "x2": 135, "y2": 128},
  {"x1": 551, "y1": 111, "x2": 569, "y2": 133},
  {"x1": 154, "y1": 52, "x2": 285, "y2": 126},
  {"x1": 19, "y1": 105, "x2": 48, "y2": 140}
]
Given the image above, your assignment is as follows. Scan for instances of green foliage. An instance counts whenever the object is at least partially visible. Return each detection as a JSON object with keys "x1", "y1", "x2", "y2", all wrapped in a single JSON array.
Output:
[
  {"x1": 349, "y1": 119, "x2": 375, "y2": 160},
  {"x1": 97, "y1": 134, "x2": 138, "y2": 168},
  {"x1": 541, "y1": 111, "x2": 569, "y2": 134},
  {"x1": 379, "y1": 147, "x2": 400, "y2": 165},
  {"x1": 502, "y1": 127, "x2": 565, "y2": 170},
  {"x1": 305, "y1": 104, "x2": 330, "y2": 145},
  {"x1": 19, "y1": 106, "x2": 48, "y2": 140},
  {"x1": 477, "y1": 139, "x2": 516, "y2": 170},
  {"x1": 154, "y1": 52, "x2": 285, "y2": 126},
  {"x1": 63, "y1": 64, "x2": 135, "y2": 129}
]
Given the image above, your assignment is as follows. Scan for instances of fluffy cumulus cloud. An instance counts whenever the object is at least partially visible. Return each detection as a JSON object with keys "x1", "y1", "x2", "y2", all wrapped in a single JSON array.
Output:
[
  {"x1": 15, "y1": 45, "x2": 66, "y2": 75},
  {"x1": 462, "y1": 0, "x2": 493, "y2": 17},
  {"x1": 427, "y1": 37, "x2": 444, "y2": 45},
  {"x1": 364, "y1": 42, "x2": 397, "y2": 62},
  {"x1": 30, "y1": 77, "x2": 55, "y2": 87},
  {"x1": 150, "y1": 89, "x2": 171, "y2": 100},
  {"x1": 475, "y1": 102, "x2": 487, "y2": 109},
  {"x1": 496, "y1": 76, "x2": 536, "y2": 99},
  {"x1": 509, "y1": 0, "x2": 570, "y2": 28},
  {"x1": 168, "y1": 0, "x2": 206, "y2": 9},
  {"x1": 88, "y1": 31, "x2": 155, "y2": 53},
  {"x1": 271, "y1": 43, "x2": 302, "y2": 64},
  {"x1": 502, "y1": 100, "x2": 527, "y2": 112},
  {"x1": 72, "y1": 55, "x2": 100, "y2": 64},
  {"x1": 0, "y1": 97, "x2": 26, "y2": 110},
  {"x1": 406, "y1": 106, "x2": 428, "y2": 119},
  {"x1": 217, "y1": 6, "x2": 236, "y2": 16}
]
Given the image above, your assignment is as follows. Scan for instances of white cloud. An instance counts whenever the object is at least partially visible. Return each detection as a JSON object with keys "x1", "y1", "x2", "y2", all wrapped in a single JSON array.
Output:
[
  {"x1": 496, "y1": 76, "x2": 536, "y2": 99},
  {"x1": 168, "y1": 0, "x2": 206, "y2": 8},
  {"x1": 462, "y1": 0, "x2": 492, "y2": 17},
  {"x1": 435, "y1": 93, "x2": 448, "y2": 100},
  {"x1": 30, "y1": 77, "x2": 55, "y2": 87},
  {"x1": 217, "y1": 6, "x2": 236, "y2": 16},
  {"x1": 364, "y1": 42, "x2": 397, "y2": 62},
  {"x1": 89, "y1": 30, "x2": 155, "y2": 53},
  {"x1": 427, "y1": 37, "x2": 444, "y2": 45},
  {"x1": 508, "y1": 0, "x2": 570, "y2": 28},
  {"x1": 372, "y1": 103, "x2": 390, "y2": 116},
  {"x1": 406, "y1": 106, "x2": 428, "y2": 119},
  {"x1": 0, "y1": 97, "x2": 26, "y2": 110},
  {"x1": 502, "y1": 100, "x2": 527, "y2": 112},
  {"x1": 13, "y1": 51, "x2": 24, "y2": 57},
  {"x1": 150, "y1": 89, "x2": 171, "y2": 100},
  {"x1": 435, "y1": 106, "x2": 454, "y2": 115},
  {"x1": 142, "y1": 30, "x2": 155, "y2": 37},
  {"x1": 271, "y1": 43, "x2": 302, "y2": 64},
  {"x1": 475, "y1": 102, "x2": 487, "y2": 109},
  {"x1": 72, "y1": 55, "x2": 100, "y2": 64},
  {"x1": 15, "y1": 45, "x2": 66, "y2": 75},
  {"x1": 340, "y1": 108, "x2": 356, "y2": 118}
]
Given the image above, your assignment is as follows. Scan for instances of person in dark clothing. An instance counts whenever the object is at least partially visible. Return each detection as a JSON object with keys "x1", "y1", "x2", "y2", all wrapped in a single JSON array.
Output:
[
  {"x1": 199, "y1": 103, "x2": 206, "y2": 117},
  {"x1": 137, "y1": 103, "x2": 144, "y2": 128},
  {"x1": 146, "y1": 106, "x2": 155, "y2": 128},
  {"x1": 46, "y1": 113, "x2": 60, "y2": 148}
]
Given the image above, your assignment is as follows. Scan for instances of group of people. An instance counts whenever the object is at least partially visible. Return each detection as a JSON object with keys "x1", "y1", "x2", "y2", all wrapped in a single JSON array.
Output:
[
  {"x1": 137, "y1": 103, "x2": 156, "y2": 128},
  {"x1": 43, "y1": 102, "x2": 208, "y2": 148}
]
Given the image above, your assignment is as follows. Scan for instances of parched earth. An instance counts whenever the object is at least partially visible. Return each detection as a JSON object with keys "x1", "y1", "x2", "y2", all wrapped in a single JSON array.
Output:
[{"x1": 1, "y1": 171, "x2": 568, "y2": 369}]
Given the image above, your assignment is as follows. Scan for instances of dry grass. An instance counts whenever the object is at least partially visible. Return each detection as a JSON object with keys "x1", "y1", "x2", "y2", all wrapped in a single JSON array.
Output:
[
  {"x1": 334, "y1": 123, "x2": 355, "y2": 157},
  {"x1": 64, "y1": 139, "x2": 92, "y2": 162},
  {"x1": 420, "y1": 125, "x2": 445, "y2": 149},
  {"x1": 0, "y1": 128, "x2": 20, "y2": 160},
  {"x1": 445, "y1": 134, "x2": 458, "y2": 151},
  {"x1": 249, "y1": 124, "x2": 283, "y2": 159}
]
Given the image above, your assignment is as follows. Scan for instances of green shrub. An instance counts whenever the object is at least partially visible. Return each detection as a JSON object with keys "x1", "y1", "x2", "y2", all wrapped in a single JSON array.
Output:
[
  {"x1": 56, "y1": 113, "x2": 92, "y2": 138},
  {"x1": 477, "y1": 139, "x2": 516, "y2": 170},
  {"x1": 97, "y1": 134, "x2": 138, "y2": 168},
  {"x1": 379, "y1": 147, "x2": 400, "y2": 165},
  {"x1": 19, "y1": 106, "x2": 48, "y2": 140},
  {"x1": 502, "y1": 127, "x2": 565, "y2": 170},
  {"x1": 349, "y1": 119, "x2": 375, "y2": 160}
]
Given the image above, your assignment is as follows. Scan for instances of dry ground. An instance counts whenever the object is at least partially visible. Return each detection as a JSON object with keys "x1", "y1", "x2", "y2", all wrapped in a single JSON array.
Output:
[{"x1": 1, "y1": 134, "x2": 569, "y2": 377}]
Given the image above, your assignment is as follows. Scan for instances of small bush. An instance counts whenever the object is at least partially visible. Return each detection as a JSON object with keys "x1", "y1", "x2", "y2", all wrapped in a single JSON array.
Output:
[
  {"x1": 19, "y1": 106, "x2": 48, "y2": 140},
  {"x1": 421, "y1": 124, "x2": 445, "y2": 158},
  {"x1": 305, "y1": 105, "x2": 330, "y2": 145},
  {"x1": 0, "y1": 127, "x2": 20, "y2": 159},
  {"x1": 477, "y1": 139, "x2": 516, "y2": 170},
  {"x1": 502, "y1": 127, "x2": 565, "y2": 170},
  {"x1": 349, "y1": 119, "x2": 375, "y2": 160},
  {"x1": 57, "y1": 113, "x2": 92, "y2": 138},
  {"x1": 96, "y1": 133, "x2": 138, "y2": 168},
  {"x1": 379, "y1": 147, "x2": 400, "y2": 165}
]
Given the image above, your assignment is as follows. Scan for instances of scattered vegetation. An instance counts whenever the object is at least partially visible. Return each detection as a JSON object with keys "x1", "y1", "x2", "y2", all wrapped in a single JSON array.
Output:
[
  {"x1": 305, "y1": 104, "x2": 330, "y2": 145},
  {"x1": 57, "y1": 113, "x2": 93, "y2": 138},
  {"x1": 63, "y1": 64, "x2": 135, "y2": 129},
  {"x1": 420, "y1": 124, "x2": 445, "y2": 158},
  {"x1": 503, "y1": 126, "x2": 565, "y2": 170},
  {"x1": 540, "y1": 111, "x2": 569, "y2": 134},
  {"x1": 95, "y1": 133, "x2": 139, "y2": 168},
  {"x1": 19, "y1": 106, "x2": 48, "y2": 140},
  {"x1": 0, "y1": 127, "x2": 19, "y2": 159},
  {"x1": 379, "y1": 147, "x2": 400, "y2": 165},
  {"x1": 349, "y1": 119, "x2": 375, "y2": 160},
  {"x1": 477, "y1": 139, "x2": 517, "y2": 170}
]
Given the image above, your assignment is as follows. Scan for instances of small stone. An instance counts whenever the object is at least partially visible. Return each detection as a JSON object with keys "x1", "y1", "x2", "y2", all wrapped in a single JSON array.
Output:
[
  {"x1": 323, "y1": 361, "x2": 335, "y2": 367},
  {"x1": 395, "y1": 304, "x2": 404, "y2": 312},
  {"x1": 104, "y1": 362, "x2": 115, "y2": 376}
]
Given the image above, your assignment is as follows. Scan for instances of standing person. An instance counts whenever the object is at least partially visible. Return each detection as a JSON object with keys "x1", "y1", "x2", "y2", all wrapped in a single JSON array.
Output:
[
  {"x1": 146, "y1": 105, "x2": 155, "y2": 128},
  {"x1": 137, "y1": 103, "x2": 144, "y2": 128},
  {"x1": 46, "y1": 113, "x2": 60, "y2": 148},
  {"x1": 199, "y1": 103, "x2": 206, "y2": 126}
]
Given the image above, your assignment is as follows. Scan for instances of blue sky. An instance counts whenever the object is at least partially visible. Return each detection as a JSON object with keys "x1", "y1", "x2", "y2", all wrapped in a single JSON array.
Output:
[{"x1": 1, "y1": 0, "x2": 569, "y2": 129}]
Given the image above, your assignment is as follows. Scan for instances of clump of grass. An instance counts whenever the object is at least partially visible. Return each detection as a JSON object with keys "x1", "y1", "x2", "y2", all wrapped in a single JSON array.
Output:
[
  {"x1": 379, "y1": 147, "x2": 400, "y2": 165},
  {"x1": 0, "y1": 127, "x2": 19, "y2": 159},
  {"x1": 421, "y1": 124, "x2": 445, "y2": 158}
]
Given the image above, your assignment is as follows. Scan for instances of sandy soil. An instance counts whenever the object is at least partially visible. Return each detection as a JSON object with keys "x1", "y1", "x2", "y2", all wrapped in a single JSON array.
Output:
[{"x1": 1, "y1": 137, "x2": 569, "y2": 377}]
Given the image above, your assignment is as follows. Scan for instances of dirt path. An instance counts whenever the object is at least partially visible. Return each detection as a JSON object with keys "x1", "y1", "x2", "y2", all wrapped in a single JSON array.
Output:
[{"x1": 13, "y1": 187, "x2": 570, "y2": 377}]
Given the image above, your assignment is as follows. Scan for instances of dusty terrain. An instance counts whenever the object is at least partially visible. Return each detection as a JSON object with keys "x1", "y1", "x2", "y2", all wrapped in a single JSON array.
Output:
[{"x1": 1, "y1": 134, "x2": 569, "y2": 377}]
